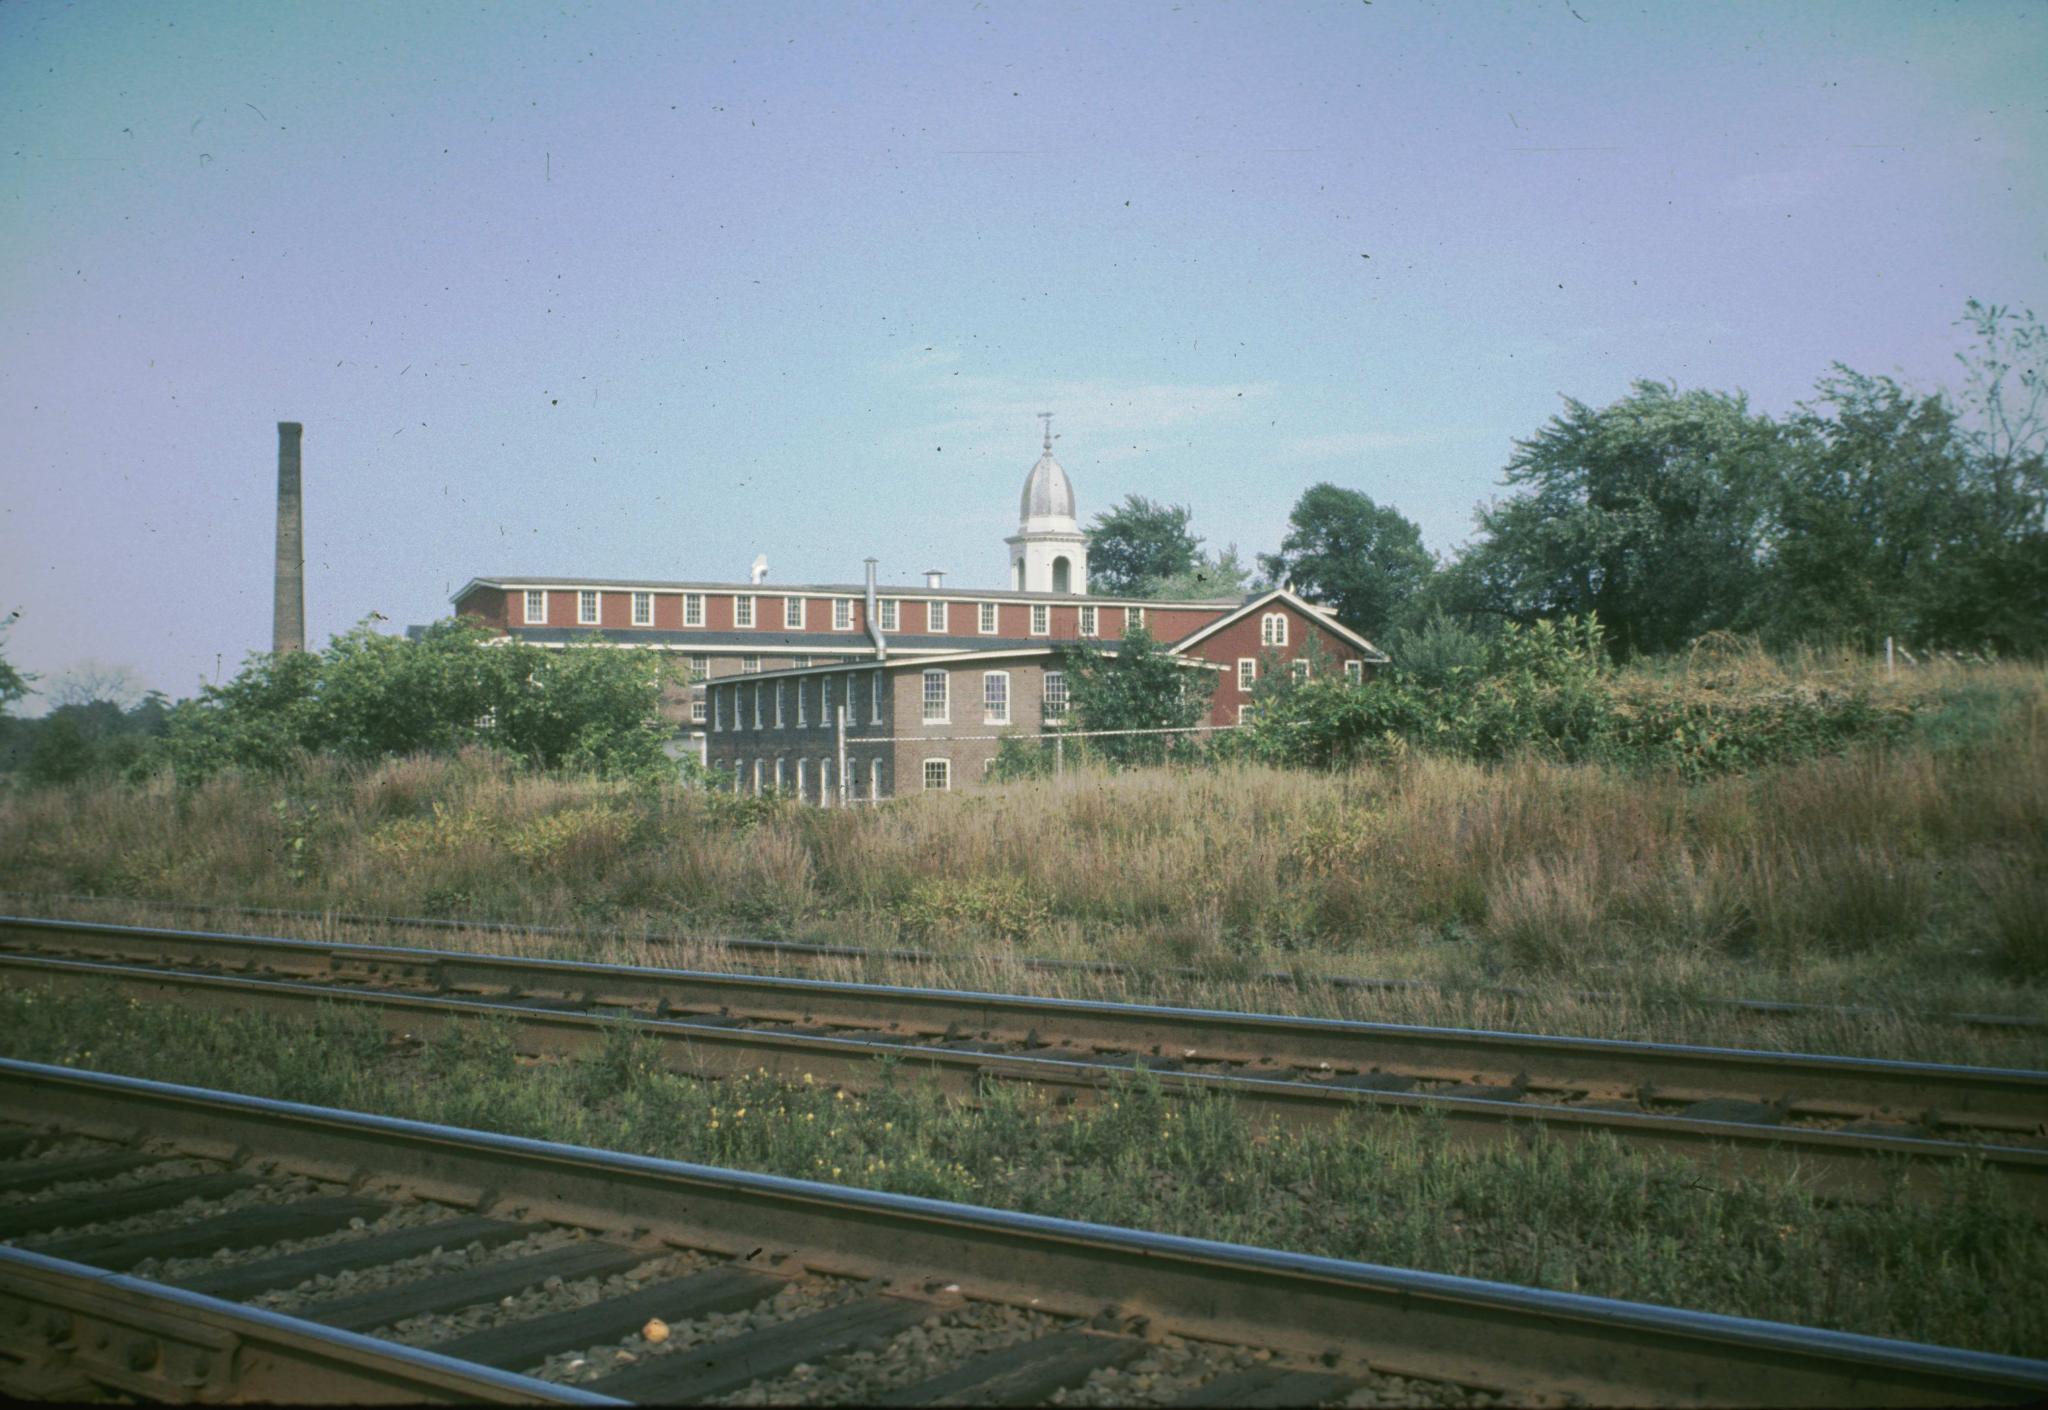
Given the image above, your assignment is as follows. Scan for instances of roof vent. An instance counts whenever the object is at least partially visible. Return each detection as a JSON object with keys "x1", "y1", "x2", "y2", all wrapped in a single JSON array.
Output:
[
  {"x1": 924, "y1": 569, "x2": 945, "y2": 589},
  {"x1": 750, "y1": 554, "x2": 769, "y2": 584}
]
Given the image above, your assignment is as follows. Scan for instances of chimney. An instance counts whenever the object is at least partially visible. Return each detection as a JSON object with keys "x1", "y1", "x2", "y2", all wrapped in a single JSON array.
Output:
[
  {"x1": 273, "y1": 422, "x2": 305, "y2": 655},
  {"x1": 924, "y1": 568, "x2": 945, "y2": 590}
]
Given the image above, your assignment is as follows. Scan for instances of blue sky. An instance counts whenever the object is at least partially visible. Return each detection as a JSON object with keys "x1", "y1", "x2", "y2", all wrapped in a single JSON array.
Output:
[{"x1": 3, "y1": 0, "x2": 2043, "y2": 702}]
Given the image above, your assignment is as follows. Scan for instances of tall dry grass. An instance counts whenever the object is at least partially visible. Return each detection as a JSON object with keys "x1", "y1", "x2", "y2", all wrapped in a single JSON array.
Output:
[{"x1": 2, "y1": 663, "x2": 2043, "y2": 1062}]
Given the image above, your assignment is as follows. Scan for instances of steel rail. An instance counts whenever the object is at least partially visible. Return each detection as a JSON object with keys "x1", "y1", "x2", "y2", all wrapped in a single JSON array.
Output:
[
  {"x1": 7, "y1": 950, "x2": 2048, "y2": 1218},
  {"x1": 3, "y1": 914, "x2": 2043, "y2": 1129},
  {"x1": 0, "y1": 1246, "x2": 620, "y2": 1404},
  {"x1": 1, "y1": 1059, "x2": 2045, "y2": 1407},
  {"x1": 12, "y1": 894, "x2": 2042, "y2": 1032}
]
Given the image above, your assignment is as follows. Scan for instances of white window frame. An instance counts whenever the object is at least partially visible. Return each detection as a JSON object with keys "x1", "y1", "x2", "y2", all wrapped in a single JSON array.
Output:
[
  {"x1": 1043, "y1": 671, "x2": 1067, "y2": 720},
  {"x1": 785, "y1": 596, "x2": 805, "y2": 630},
  {"x1": 1238, "y1": 704, "x2": 1257, "y2": 724},
  {"x1": 775, "y1": 682, "x2": 786, "y2": 728},
  {"x1": 1238, "y1": 658, "x2": 1257, "y2": 691},
  {"x1": 927, "y1": 600, "x2": 947, "y2": 633},
  {"x1": 735, "y1": 595, "x2": 756, "y2": 628},
  {"x1": 978, "y1": 602, "x2": 998, "y2": 635},
  {"x1": 833, "y1": 598, "x2": 853, "y2": 631},
  {"x1": 796, "y1": 758, "x2": 809, "y2": 802},
  {"x1": 983, "y1": 671, "x2": 1010, "y2": 725},
  {"x1": 923, "y1": 758, "x2": 950, "y2": 792},
  {"x1": 632, "y1": 591, "x2": 653, "y2": 625},
  {"x1": 713, "y1": 688, "x2": 724, "y2": 732},
  {"x1": 922, "y1": 670, "x2": 949, "y2": 724},
  {"x1": 753, "y1": 758, "x2": 765, "y2": 796},
  {"x1": 797, "y1": 679, "x2": 808, "y2": 728},
  {"x1": 1079, "y1": 605, "x2": 1097, "y2": 637},
  {"x1": 691, "y1": 697, "x2": 707, "y2": 724},
  {"x1": 880, "y1": 599, "x2": 899, "y2": 632},
  {"x1": 870, "y1": 757, "x2": 884, "y2": 801},
  {"x1": 1030, "y1": 604, "x2": 1049, "y2": 636},
  {"x1": 741, "y1": 655, "x2": 761, "y2": 674},
  {"x1": 822, "y1": 676, "x2": 835, "y2": 728},
  {"x1": 1262, "y1": 612, "x2": 1288, "y2": 647},
  {"x1": 578, "y1": 590, "x2": 600, "y2": 625},
  {"x1": 775, "y1": 757, "x2": 788, "y2": 792},
  {"x1": 1291, "y1": 659, "x2": 1311, "y2": 683},
  {"x1": 1128, "y1": 606, "x2": 1146, "y2": 630},
  {"x1": 871, "y1": 669, "x2": 884, "y2": 724},
  {"x1": 690, "y1": 654, "x2": 710, "y2": 683},
  {"x1": 523, "y1": 589, "x2": 547, "y2": 625},
  {"x1": 1346, "y1": 659, "x2": 1364, "y2": 684},
  {"x1": 753, "y1": 683, "x2": 764, "y2": 730},
  {"x1": 683, "y1": 592, "x2": 705, "y2": 627}
]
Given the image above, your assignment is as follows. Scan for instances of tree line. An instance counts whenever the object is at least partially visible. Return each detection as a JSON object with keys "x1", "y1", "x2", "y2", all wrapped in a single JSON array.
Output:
[{"x1": 1089, "y1": 300, "x2": 2048, "y2": 659}]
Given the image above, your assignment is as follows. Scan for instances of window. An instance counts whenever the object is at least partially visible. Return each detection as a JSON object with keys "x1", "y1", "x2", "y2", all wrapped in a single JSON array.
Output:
[
  {"x1": 922, "y1": 670, "x2": 948, "y2": 724},
  {"x1": 735, "y1": 595, "x2": 755, "y2": 628},
  {"x1": 775, "y1": 682, "x2": 786, "y2": 728},
  {"x1": 880, "y1": 599, "x2": 899, "y2": 631},
  {"x1": 713, "y1": 688, "x2": 724, "y2": 732},
  {"x1": 1043, "y1": 671, "x2": 1067, "y2": 720},
  {"x1": 793, "y1": 654, "x2": 811, "y2": 668},
  {"x1": 1238, "y1": 658, "x2": 1257, "y2": 691},
  {"x1": 796, "y1": 758, "x2": 809, "y2": 803},
  {"x1": 822, "y1": 677, "x2": 835, "y2": 727},
  {"x1": 1238, "y1": 704, "x2": 1257, "y2": 724},
  {"x1": 775, "y1": 757, "x2": 788, "y2": 792},
  {"x1": 797, "y1": 679, "x2": 808, "y2": 728},
  {"x1": 833, "y1": 598, "x2": 853, "y2": 631},
  {"x1": 983, "y1": 671, "x2": 1009, "y2": 724},
  {"x1": 630, "y1": 592, "x2": 652, "y2": 625},
  {"x1": 820, "y1": 758, "x2": 834, "y2": 806},
  {"x1": 1290, "y1": 659, "x2": 1311, "y2": 683},
  {"x1": 927, "y1": 600, "x2": 946, "y2": 633},
  {"x1": 923, "y1": 758, "x2": 950, "y2": 792},
  {"x1": 753, "y1": 759, "x2": 765, "y2": 797},
  {"x1": 1079, "y1": 605, "x2": 1097, "y2": 637},
  {"x1": 978, "y1": 602, "x2": 998, "y2": 634},
  {"x1": 689, "y1": 655, "x2": 709, "y2": 683},
  {"x1": 741, "y1": 655, "x2": 761, "y2": 674},
  {"x1": 752, "y1": 683, "x2": 764, "y2": 730},
  {"x1": 870, "y1": 757, "x2": 884, "y2": 801},
  {"x1": 785, "y1": 597, "x2": 805, "y2": 629},
  {"x1": 523, "y1": 589, "x2": 546, "y2": 624},
  {"x1": 871, "y1": 669, "x2": 884, "y2": 724},
  {"x1": 578, "y1": 590, "x2": 599, "y2": 625},
  {"x1": 1345, "y1": 659, "x2": 1364, "y2": 684},
  {"x1": 1261, "y1": 612, "x2": 1288, "y2": 647},
  {"x1": 684, "y1": 593, "x2": 704, "y2": 627},
  {"x1": 1030, "y1": 604, "x2": 1049, "y2": 635},
  {"x1": 1129, "y1": 606, "x2": 1146, "y2": 630},
  {"x1": 691, "y1": 697, "x2": 707, "y2": 724}
]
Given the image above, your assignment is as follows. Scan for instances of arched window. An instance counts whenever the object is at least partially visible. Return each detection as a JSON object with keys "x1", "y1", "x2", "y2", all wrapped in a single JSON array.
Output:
[
  {"x1": 1261, "y1": 612, "x2": 1289, "y2": 647},
  {"x1": 795, "y1": 758, "x2": 809, "y2": 803},
  {"x1": 753, "y1": 759, "x2": 765, "y2": 796},
  {"x1": 1051, "y1": 556, "x2": 1071, "y2": 594}
]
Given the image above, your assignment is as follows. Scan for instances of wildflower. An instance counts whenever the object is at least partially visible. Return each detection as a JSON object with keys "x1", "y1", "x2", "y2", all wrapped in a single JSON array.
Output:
[
  {"x1": 803, "y1": 1072, "x2": 815, "y2": 1085},
  {"x1": 708, "y1": 1121, "x2": 719, "y2": 1130}
]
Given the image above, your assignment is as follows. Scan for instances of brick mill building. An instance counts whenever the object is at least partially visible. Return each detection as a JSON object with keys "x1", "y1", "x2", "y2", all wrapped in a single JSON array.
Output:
[{"x1": 449, "y1": 426, "x2": 1386, "y2": 799}]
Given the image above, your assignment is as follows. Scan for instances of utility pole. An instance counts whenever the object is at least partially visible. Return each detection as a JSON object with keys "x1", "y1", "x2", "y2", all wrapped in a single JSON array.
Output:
[{"x1": 835, "y1": 703, "x2": 849, "y2": 806}]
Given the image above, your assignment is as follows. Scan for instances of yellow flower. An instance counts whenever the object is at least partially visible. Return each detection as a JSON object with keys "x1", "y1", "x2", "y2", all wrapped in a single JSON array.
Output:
[
  {"x1": 707, "y1": 1120, "x2": 719, "y2": 1130},
  {"x1": 803, "y1": 1072, "x2": 815, "y2": 1085}
]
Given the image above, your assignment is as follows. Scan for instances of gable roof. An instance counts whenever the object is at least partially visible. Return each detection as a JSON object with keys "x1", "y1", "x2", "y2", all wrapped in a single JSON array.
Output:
[{"x1": 1166, "y1": 587, "x2": 1390, "y2": 662}]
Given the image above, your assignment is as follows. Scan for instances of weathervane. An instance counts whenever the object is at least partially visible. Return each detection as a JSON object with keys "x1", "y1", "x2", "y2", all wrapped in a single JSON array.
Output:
[{"x1": 1037, "y1": 410, "x2": 1054, "y2": 452}]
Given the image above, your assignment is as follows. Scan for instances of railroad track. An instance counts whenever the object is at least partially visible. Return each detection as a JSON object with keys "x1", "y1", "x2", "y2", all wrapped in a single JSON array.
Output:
[
  {"x1": 2, "y1": 1059, "x2": 2045, "y2": 1406},
  {"x1": 15, "y1": 891, "x2": 2043, "y2": 1033},
  {"x1": 3, "y1": 916, "x2": 2046, "y2": 1217}
]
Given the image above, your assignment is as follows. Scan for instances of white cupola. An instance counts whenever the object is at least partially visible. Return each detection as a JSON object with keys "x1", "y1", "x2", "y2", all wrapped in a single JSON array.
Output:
[{"x1": 1006, "y1": 414, "x2": 1090, "y2": 594}]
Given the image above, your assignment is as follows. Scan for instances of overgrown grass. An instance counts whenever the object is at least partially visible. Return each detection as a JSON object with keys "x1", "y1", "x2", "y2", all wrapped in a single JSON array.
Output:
[
  {"x1": 3, "y1": 987, "x2": 2042, "y2": 1357},
  {"x1": 1, "y1": 661, "x2": 2044, "y2": 1066}
]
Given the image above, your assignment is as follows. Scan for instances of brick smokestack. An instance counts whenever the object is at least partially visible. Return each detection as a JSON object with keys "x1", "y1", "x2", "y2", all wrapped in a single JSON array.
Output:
[{"x1": 273, "y1": 421, "x2": 305, "y2": 655}]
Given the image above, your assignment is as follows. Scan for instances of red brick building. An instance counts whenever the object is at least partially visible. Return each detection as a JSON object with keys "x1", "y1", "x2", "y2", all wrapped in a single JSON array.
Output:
[{"x1": 445, "y1": 430, "x2": 1387, "y2": 797}]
